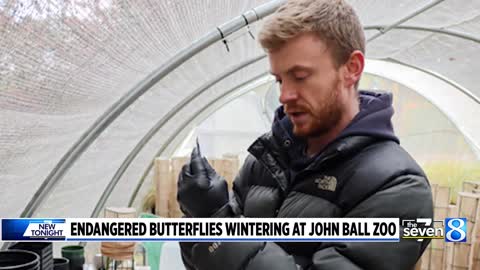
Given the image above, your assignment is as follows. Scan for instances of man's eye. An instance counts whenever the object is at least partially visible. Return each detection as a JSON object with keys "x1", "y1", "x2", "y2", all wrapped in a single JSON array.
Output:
[{"x1": 293, "y1": 72, "x2": 309, "y2": 81}]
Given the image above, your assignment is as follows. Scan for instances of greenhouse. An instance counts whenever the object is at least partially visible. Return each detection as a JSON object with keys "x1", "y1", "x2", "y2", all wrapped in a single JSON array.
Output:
[{"x1": 1, "y1": 0, "x2": 480, "y2": 269}]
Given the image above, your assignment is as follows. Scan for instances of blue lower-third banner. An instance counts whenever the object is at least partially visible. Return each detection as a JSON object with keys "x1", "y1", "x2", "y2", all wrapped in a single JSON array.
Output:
[{"x1": 0, "y1": 217, "x2": 465, "y2": 242}]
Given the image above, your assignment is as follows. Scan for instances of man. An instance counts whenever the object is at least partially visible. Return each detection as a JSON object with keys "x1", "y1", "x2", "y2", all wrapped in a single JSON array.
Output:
[{"x1": 177, "y1": 0, "x2": 433, "y2": 269}]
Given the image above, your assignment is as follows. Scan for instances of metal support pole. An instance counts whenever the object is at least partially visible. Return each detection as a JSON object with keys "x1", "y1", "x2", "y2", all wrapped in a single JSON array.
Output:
[
  {"x1": 365, "y1": 25, "x2": 480, "y2": 44},
  {"x1": 367, "y1": 0, "x2": 446, "y2": 43}
]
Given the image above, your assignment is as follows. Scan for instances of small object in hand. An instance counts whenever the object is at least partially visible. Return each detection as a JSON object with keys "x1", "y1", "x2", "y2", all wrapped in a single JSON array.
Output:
[{"x1": 177, "y1": 139, "x2": 229, "y2": 217}]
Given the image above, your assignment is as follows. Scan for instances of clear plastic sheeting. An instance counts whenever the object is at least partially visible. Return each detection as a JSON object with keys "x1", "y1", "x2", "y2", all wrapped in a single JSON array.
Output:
[
  {"x1": 388, "y1": 31, "x2": 480, "y2": 98},
  {"x1": 363, "y1": 73, "x2": 478, "y2": 164},
  {"x1": 365, "y1": 60, "x2": 480, "y2": 158},
  {"x1": 33, "y1": 33, "x2": 269, "y2": 218},
  {"x1": 365, "y1": 29, "x2": 433, "y2": 59},
  {"x1": 0, "y1": 0, "x2": 270, "y2": 218},
  {"x1": 405, "y1": 0, "x2": 480, "y2": 28},
  {"x1": 0, "y1": 0, "x2": 480, "y2": 220},
  {"x1": 346, "y1": 0, "x2": 429, "y2": 26},
  {"x1": 186, "y1": 91, "x2": 271, "y2": 160}
]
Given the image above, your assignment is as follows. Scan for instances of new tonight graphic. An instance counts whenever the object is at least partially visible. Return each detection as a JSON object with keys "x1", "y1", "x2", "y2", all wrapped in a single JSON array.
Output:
[{"x1": 2, "y1": 219, "x2": 66, "y2": 241}]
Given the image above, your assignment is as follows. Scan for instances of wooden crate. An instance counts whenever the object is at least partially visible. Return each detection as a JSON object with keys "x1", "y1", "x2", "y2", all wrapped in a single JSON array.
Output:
[
  {"x1": 154, "y1": 157, "x2": 171, "y2": 217},
  {"x1": 209, "y1": 156, "x2": 241, "y2": 190},
  {"x1": 422, "y1": 185, "x2": 450, "y2": 270},
  {"x1": 171, "y1": 156, "x2": 188, "y2": 218},
  {"x1": 222, "y1": 155, "x2": 240, "y2": 190},
  {"x1": 102, "y1": 207, "x2": 136, "y2": 260},
  {"x1": 209, "y1": 158, "x2": 225, "y2": 180},
  {"x1": 463, "y1": 181, "x2": 480, "y2": 194},
  {"x1": 449, "y1": 192, "x2": 480, "y2": 270},
  {"x1": 104, "y1": 207, "x2": 136, "y2": 218}
]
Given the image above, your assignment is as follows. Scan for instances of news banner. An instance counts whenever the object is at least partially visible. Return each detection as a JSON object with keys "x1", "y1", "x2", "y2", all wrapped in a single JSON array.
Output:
[{"x1": 1, "y1": 218, "x2": 467, "y2": 242}]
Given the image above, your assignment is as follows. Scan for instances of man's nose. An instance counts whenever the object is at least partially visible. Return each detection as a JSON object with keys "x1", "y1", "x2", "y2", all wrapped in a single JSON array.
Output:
[{"x1": 279, "y1": 83, "x2": 298, "y2": 104}]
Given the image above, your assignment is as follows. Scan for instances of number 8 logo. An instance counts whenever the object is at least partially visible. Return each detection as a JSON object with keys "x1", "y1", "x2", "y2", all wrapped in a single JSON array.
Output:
[{"x1": 445, "y1": 218, "x2": 467, "y2": 242}]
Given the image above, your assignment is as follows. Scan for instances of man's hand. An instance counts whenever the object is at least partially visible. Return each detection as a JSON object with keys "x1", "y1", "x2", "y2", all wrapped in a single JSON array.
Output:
[{"x1": 177, "y1": 143, "x2": 229, "y2": 217}]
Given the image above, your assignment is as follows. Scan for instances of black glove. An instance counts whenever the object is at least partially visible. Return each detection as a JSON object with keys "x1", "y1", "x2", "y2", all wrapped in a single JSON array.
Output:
[{"x1": 177, "y1": 142, "x2": 229, "y2": 217}]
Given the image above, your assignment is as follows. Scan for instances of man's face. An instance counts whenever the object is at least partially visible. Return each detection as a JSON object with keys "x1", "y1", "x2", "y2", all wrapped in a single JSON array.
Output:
[{"x1": 269, "y1": 33, "x2": 346, "y2": 138}]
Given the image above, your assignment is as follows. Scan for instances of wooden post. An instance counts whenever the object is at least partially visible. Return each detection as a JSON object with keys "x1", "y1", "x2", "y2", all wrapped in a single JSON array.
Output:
[
  {"x1": 171, "y1": 156, "x2": 188, "y2": 218},
  {"x1": 431, "y1": 184, "x2": 438, "y2": 203},
  {"x1": 444, "y1": 204, "x2": 458, "y2": 270},
  {"x1": 420, "y1": 184, "x2": 437, "y2": 270},
  {"x1": 472, "y1": 237, "x2": 480, "y2": 269},
  {"x1": 432, "y1": 186, "x2": 451, "y2": 270},
  {"x1": 154, "y1": 157, "x2": 171, "y2": 217}
]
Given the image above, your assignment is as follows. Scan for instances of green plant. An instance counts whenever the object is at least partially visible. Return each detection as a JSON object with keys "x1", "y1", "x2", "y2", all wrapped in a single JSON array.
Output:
[{"x1": 422, "y1": 161, "x2": 480, "y2": 204}]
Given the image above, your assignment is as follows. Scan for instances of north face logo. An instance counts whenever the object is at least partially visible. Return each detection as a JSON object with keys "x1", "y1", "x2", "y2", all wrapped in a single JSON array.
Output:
[{"x1": 314, "y1": 175, "x2": 337, "y2": 191}]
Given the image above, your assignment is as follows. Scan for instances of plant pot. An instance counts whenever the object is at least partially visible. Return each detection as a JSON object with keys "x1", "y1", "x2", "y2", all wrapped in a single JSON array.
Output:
[
  {"x1": 101, "y1": 242, "x2": 135, "y2": 260},
  {"x1": 9, "y1": 242, "x2": 53, "y2": 270},
  {"x1": 60, "y1": 246, "x2": 84, "y2": 270},
  {"x1": 53, "y1": 258, "x2": 69, "y2": 270},
  {"x1": 0, "y1": 250, "x2": 40, "y2": 270}
]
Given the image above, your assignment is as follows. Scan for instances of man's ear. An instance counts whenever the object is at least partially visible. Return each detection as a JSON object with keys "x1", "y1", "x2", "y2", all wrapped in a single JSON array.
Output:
[{"x1": 343, "y1": 50, "x2": 364, "y2": 89}]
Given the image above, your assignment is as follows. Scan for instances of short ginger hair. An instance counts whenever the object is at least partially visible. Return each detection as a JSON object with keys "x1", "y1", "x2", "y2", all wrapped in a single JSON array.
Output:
[{"x1": 258, "y1": 0, "x2": 365, "y2": 69}]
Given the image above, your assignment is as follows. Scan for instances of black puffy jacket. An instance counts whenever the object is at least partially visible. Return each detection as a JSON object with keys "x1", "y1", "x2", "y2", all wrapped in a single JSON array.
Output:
[{"x1": 180, "y1": 91, "x2": 433, "y2": 270}]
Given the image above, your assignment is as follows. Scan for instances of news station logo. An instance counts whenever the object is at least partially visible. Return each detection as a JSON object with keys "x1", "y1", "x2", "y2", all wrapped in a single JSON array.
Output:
[
  {"x1": 2, "y1": 219, "x2": 66, "y2": 241},
  {"x1": 401, "y1": 218, "x2": 467, "y2": 242}
]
